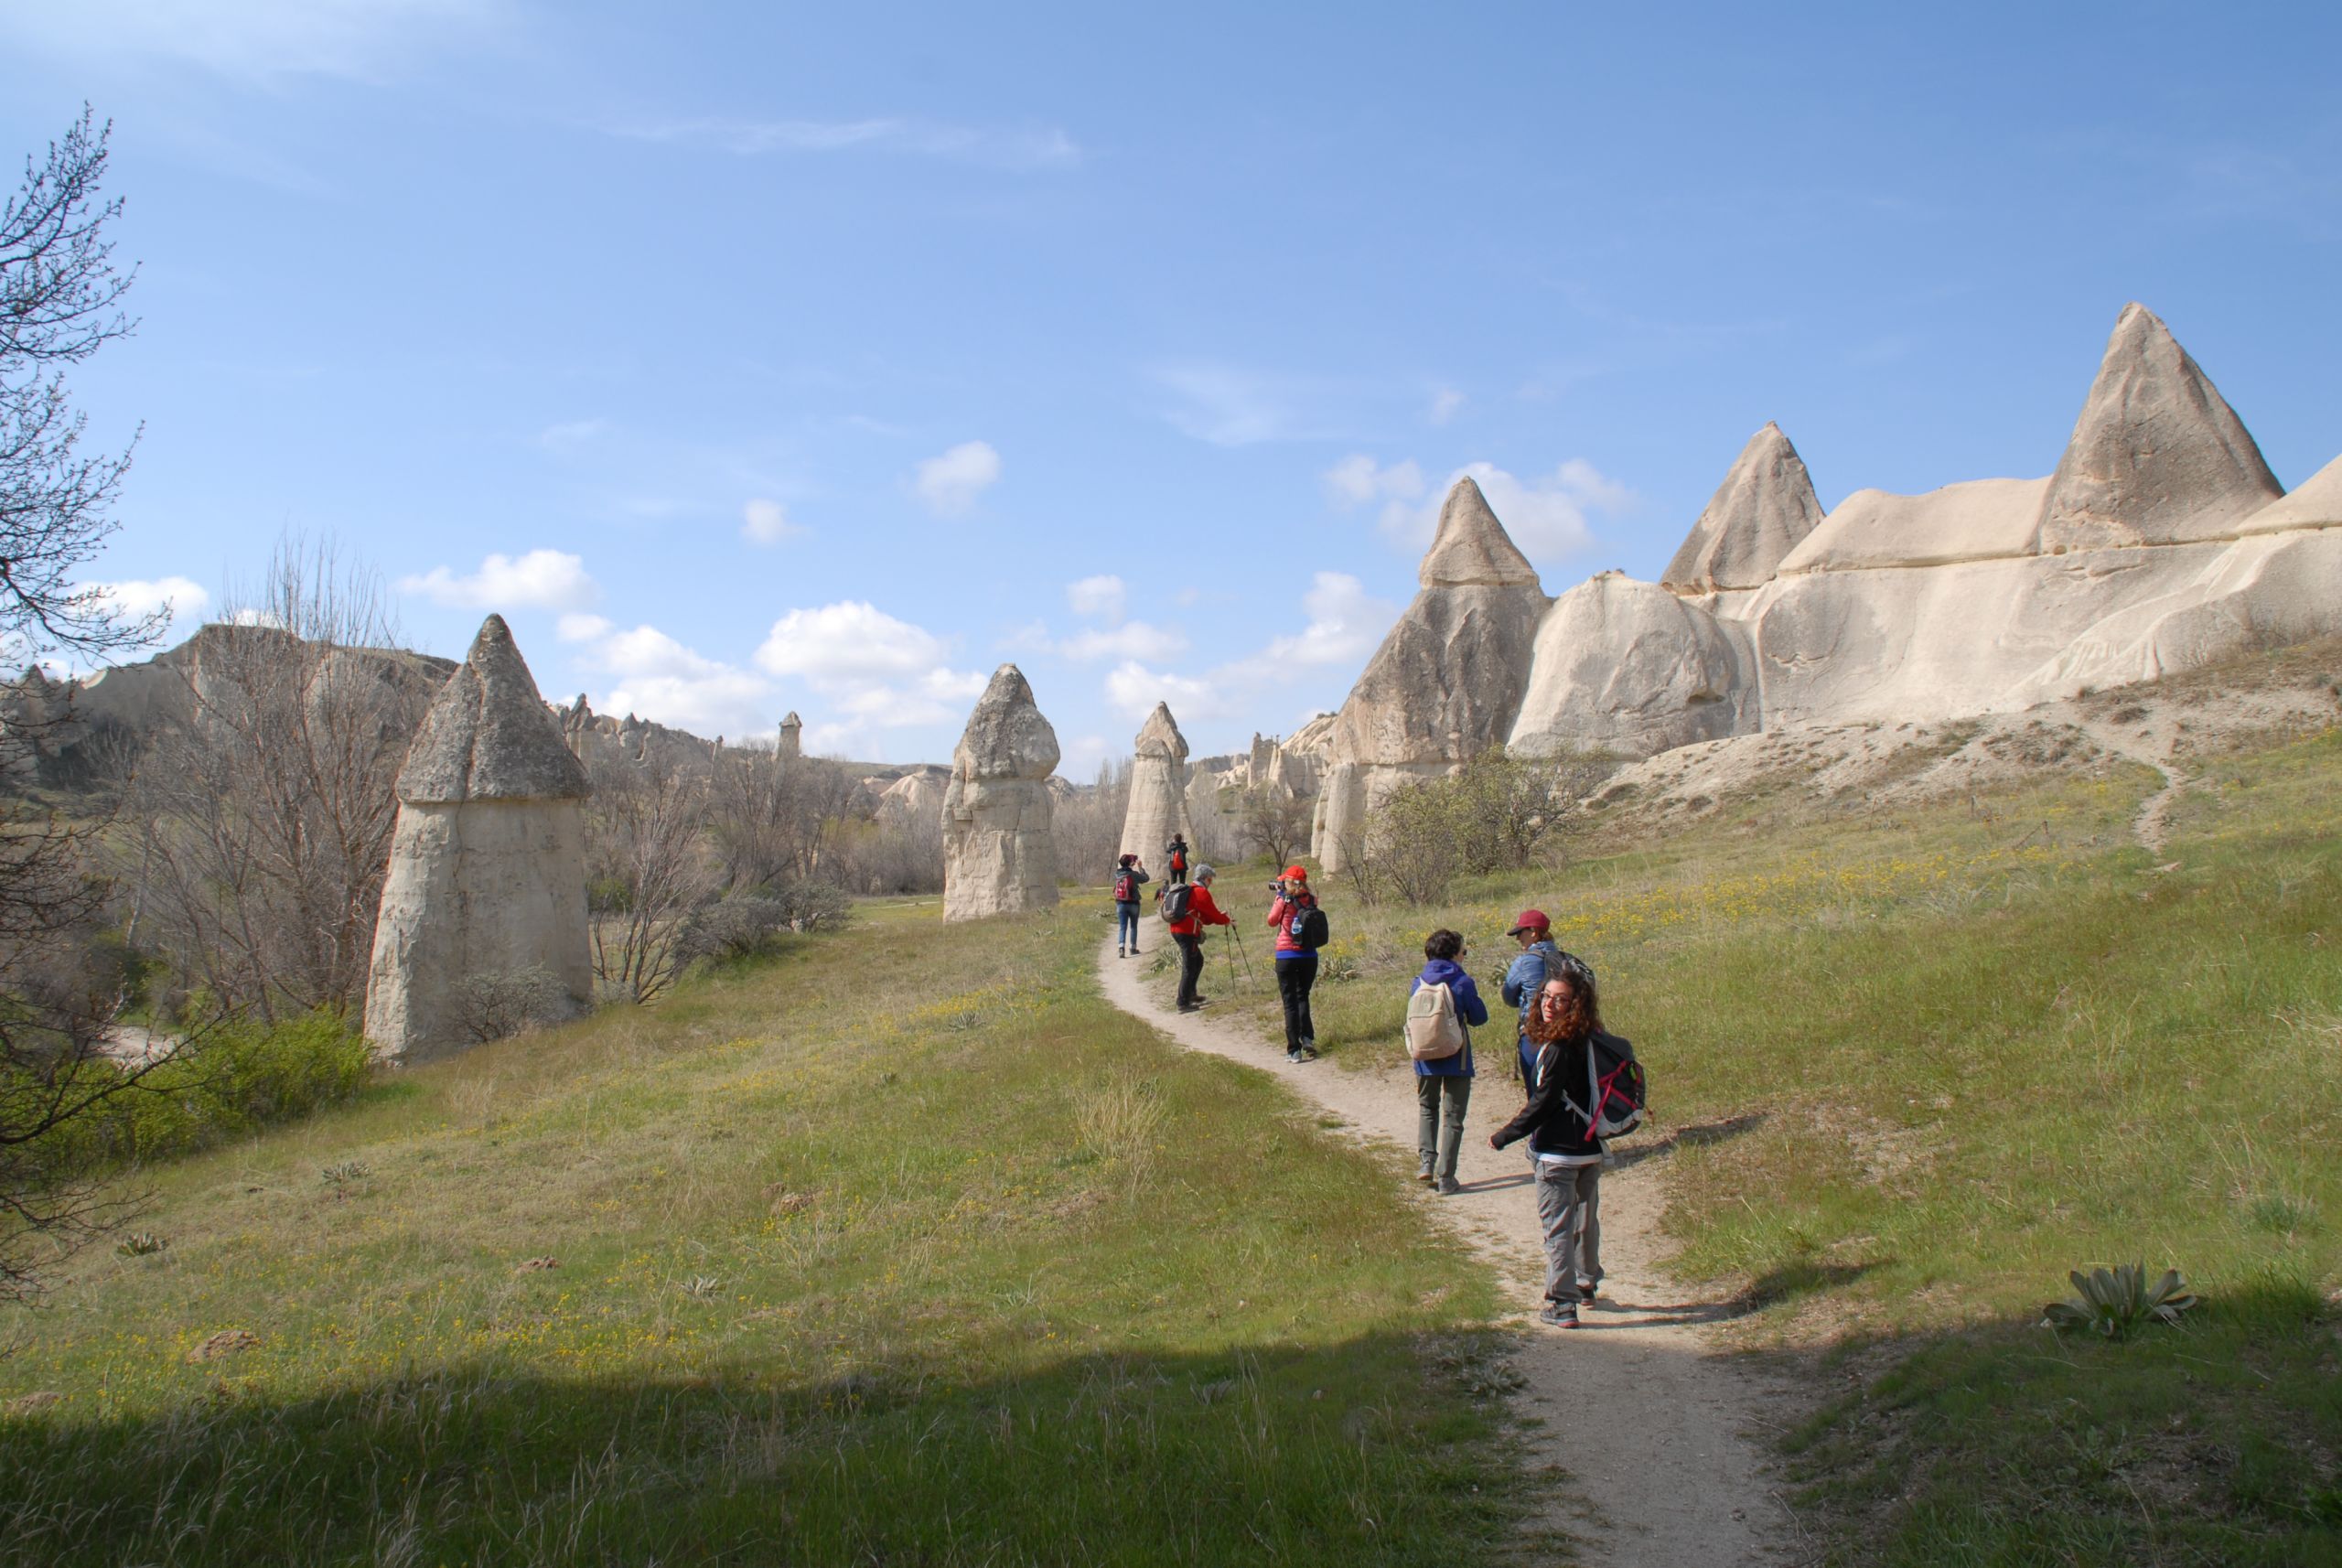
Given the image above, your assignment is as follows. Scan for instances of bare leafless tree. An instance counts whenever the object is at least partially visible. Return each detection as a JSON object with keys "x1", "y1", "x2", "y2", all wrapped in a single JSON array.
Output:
[
  {"x1": 120, "y1": 538, "x2": 433, "y2": 1020},
  {"x1": 1239, "y1": 783, "x2": 1313, "y2": 869},
  {"x1": 705, "y1": 746, "x2": 857, "y2": 894},
  {"x1": 585, "y1": 749, "x2": 718, "y2": 1003},
  {"x1": 1051, "y1": 757, "x2": 1130, "y2": 881},
  {"x1": 0, "y1": 111, "x2": 178, "y2": 1300}
]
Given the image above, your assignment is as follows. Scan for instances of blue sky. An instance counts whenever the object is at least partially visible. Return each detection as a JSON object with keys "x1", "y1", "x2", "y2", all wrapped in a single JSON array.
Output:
[{"x1": 5, "y1": 1, "x2": 2337, "y2": 773}]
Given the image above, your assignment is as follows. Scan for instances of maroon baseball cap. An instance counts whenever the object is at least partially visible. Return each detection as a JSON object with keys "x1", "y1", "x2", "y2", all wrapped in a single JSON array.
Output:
[{"x1": 1506, "y1": 908, "x2": 1550, "y2": 936}]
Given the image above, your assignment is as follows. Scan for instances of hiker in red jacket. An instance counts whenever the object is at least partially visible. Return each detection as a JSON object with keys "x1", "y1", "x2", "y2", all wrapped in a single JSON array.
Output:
[{"x1": 1168, "y1": 864, "x2": 1231, "y2": 1013}]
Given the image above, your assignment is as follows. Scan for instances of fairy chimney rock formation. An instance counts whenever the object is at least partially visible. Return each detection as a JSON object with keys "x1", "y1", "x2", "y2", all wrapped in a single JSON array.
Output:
[
  {"x1": 1661, "y1": 423, "x2": 1823, "y2": 593},
  {"x1": 941, "y1": 664, "x2": 1061, "y2": 922},
  {"x1": 779, "y1": 711, "x2": 803, "y2": 758},
  {"x1": 1314, "y1": 476, "x2": 1551, "y2": 870},
  {"x1": 364, "y1": 616, "x2": 593, "y2": 1064},
  {"x1": 2032, "y1": 303, "x2": 2282, "y2": 553},
  {"x1": 1419, "y1": 475, "x2": 1542, "y2": 588},
  {"x1": 1119, "y1": 702, "x2": 1195, "y2": 866}
]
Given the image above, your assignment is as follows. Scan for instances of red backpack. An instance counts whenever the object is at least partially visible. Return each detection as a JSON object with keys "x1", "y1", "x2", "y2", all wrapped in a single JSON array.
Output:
[{"x1": 1112, "y1": 870, "x2": 1137, "y2": 903}]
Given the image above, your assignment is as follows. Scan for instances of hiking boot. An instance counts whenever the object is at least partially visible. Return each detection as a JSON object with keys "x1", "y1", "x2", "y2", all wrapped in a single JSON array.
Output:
[
  {"x1": 1577, "y1": 1278, "x2": 1600, "y2": 1301},
  {"x1": 1415, "y1": 1165, "x2": 1436, "y2": 1186},
  {"x1": 1298, "y1": 1044, "x2": 1319, "y2": 1061},
  {"x1": 1537, "y1": 1302, "x2": 1580, "y2": 1328},
  {"x1": 1435, "y1": 1176, "x2": 1463, "y2": 1196}
]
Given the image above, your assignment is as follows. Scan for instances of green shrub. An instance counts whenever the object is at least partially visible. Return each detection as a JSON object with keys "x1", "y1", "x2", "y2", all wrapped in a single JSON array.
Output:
[{"x1": 27, "y1": 1011, "x2": 372, "y2": 1171}]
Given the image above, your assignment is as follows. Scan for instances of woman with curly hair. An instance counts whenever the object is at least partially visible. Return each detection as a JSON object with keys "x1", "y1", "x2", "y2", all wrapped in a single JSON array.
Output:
[{"x1": 1489, "y1": 955, "x2": 1611, "y2": 1328}]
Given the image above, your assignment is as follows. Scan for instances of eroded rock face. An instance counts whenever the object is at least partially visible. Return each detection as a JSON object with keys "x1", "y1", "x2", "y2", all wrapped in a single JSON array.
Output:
[
  {"x1": 1119, "y1": 702, "x2": 1194, "y2": 865},
  {"x1": 364, "y1": 616, "x2": 591, "y2": 1064},
  {"x1": 1661, "y1": 424, "x2": 1823, "y2": 592},
  {"x1": 941, "y1": 664, "x2": 1060, "y2": 922},
  {"x1": 1312, "y1": 478, "x2": 1549, "y2": 869},
  {"x1": 2032, "y1": 302, "x2": 2282, "y2": 553},
  {"x1": 1509, "y1": 573, "x2": 1756, "y2": 759}
]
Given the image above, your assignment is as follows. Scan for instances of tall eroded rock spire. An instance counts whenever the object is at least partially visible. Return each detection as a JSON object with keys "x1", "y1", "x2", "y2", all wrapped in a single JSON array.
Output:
[
  {"x1": 365, "y1": 615, "x2": 592, "y2": 1064},
  {"x1": 1119, "y1": 702, "x2": 1194, "y2": 867},
  {"x1": 2033, "y1": 303, "x2": 2282, "y2": 552},
  {"x1": 941, "y1": 663, "x2": 1061, "y2": 922},
  {"x1": 1420, "y1": 476, "x2": 1542, "y2": 588},
  {"x1": 1661, "y1": 423, "x2": 1823, "y2": 593}
]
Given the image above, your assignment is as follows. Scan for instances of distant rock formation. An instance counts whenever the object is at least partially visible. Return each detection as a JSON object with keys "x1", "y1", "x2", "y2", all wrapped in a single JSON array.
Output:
[
  {"x1": 1120, "y1": 702, "x2": 1195, "y2": 865},
  {"x1": 779, "y1": 711, "x2": 803, "y2": 759},
  {"x1": 363, "y1": 616, "x2": 592, "y2": 1063},
  {"x1": 1509, "y1": 572, "x2": 1755, "y2": 758},
  {"x1": 1313, "y1": 477, "x2": 1551, "y2": 869},
  {"x1": 2031, "y1": 303, "x2": 2282, "y2": 553},
  {"x1": 941, "y1": 664, "x2": 1060, "y2": 922},
  {"x1": 1306, "y1": 300, "x2": 2342, "y2": 842},
  {"x1": 1660, "y1": 423, "x2": 1823, "y2": 592},
  {"x1": 875, "y1": 766, "x2": 949, "y2": 828}
]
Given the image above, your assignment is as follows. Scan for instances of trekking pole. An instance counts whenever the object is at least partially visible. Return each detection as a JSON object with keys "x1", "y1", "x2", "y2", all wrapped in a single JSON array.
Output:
[
  {"x1": 1219, "y1": 926, "x2": 1240, "y2": 989},
  {"x1": 1229, "y1": 921, "x2": 1257, "y2": 984}
]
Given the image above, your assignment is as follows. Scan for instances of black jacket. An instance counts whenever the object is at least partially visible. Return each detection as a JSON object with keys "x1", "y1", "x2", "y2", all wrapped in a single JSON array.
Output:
[{"x1": 1492, "y1": 1030, "x2": 1631, "y2": 1159}]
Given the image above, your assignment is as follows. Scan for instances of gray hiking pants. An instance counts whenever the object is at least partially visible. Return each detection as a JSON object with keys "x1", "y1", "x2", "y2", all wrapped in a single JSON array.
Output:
[
  {"x1": 1414, "y1": 1075, "x2": 1472, "y2": 1182},
  {"x1": 1533, "y1": 1159, "x2": 1603, "y2": 1305}
]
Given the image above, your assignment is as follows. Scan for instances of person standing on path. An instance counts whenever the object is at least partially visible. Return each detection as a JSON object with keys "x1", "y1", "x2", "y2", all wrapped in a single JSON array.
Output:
[
  {"x1": 1168, "y1": 865, "x2": 1231, "y2": 1012},
  {"x1": 1266, "y1": 865, "x2": 1321, "y2": 1062},
  {"x1": 1112, "y1": 854, "x2": 1150, "y2": 958},
  {"x1": 1499, "y1": 909, "x2": 1573, "y2": 1087},
  {"x1": 1409, "y1": 929, "x2": 1488, "y2": 1194},
  {"x1": 1491, "y1": 961, "x2": 1612, "y2": 1328},
  {"x1": 1164, "y1": 834, "x2": 1191, "y2": 886}
]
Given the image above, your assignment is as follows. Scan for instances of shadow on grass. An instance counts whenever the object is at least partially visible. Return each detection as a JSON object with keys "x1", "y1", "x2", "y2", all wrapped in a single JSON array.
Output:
[
  {"x1": 0, "y1": 1335, "x2": 1520, "y2": 1567},
  {"x1": 1606, "y1": 1112, "x2": 1768, "y2": 1173}
]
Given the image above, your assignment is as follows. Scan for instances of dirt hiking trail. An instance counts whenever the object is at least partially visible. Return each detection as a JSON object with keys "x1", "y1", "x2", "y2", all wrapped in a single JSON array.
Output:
[{"x1": 1095, "y1": 934, "x2": 1798, "y2": 1566}]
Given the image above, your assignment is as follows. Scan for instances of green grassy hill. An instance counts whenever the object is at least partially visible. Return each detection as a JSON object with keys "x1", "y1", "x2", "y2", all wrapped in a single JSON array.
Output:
[
  {"x1": 0, "y1": 909, "x2": 1519, "y2": 1565},
  {"x1": 8, "y1": 663, "x2": 2342, "y2": 1564}
]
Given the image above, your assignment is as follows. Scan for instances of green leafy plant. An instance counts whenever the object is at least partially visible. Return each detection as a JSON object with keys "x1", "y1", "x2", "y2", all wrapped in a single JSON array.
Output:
[
  {"x1": 114, "y1": 1233, "x2": 167, "y2": 1258},
  {"x1": 2041, "y1": 1262, "x2": 2197, "y2": 1339},
  {"x1": 319, "y1": 1160, "x2": 371, "y2": 1188}
]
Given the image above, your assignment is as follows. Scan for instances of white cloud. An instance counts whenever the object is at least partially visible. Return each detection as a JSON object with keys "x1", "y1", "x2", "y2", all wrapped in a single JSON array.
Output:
[
  {"x1": 1105, "y1": 660, "x2": 1223, "y2": 723},
  {"x1": 576, "y1": 621, "x2": 774, "y2": 739},
  {"x1": 0, "y1": 0, "x2": 510, "y2": 81},
  {"x1": 1066, "y1": 574, "x2": 1126, "y2": 621},
  {"x1": 87, "y1": 575, "x2": 210, "y2": 637},
  {"x1": 741, "y1": 498, "x2": 805, "y2": 545},
  {"x1": 1428, "y1": 387, "x2": 1466, "y2": 425},
  {"x1": 1228, "y1": 572, "x2": 1401, "y2": 681},
  {"x1": 751, "y1": 600, "x2": 984, "y2": 748},
  {"x1": 912, "y1": 440, "x2": 1002, "y2": 517},
  {"x1": 556, "y1": 612, "x2": 612, "y2": 643},
  {"x1": 609, "y1": 117, "x2": 1081, "y2": 170},
  {"x1": 1151, "y1": 363, "x2": 1343, "y2": 446},
  {"x1": 1325, "y1": 454, "x2": 1424, "y2": 509},
  {"x1": 1058, "y1": 622, "x2": 1188, "y2": 662},
  {"x1": 399, "y1": 549, "x2": 599, "y2": 612},
  {"x1": 1379, "y1": 459, "x2": 1634, "y2": 560},
  {"x1": 755, "y1": 601, "x2": 951, "y2": 682}
]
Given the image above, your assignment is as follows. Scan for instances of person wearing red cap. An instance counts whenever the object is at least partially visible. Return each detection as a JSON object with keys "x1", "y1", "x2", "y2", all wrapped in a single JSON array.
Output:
[
  {"x1": 1499, "y1": 909, "x2": 1573, "y2": 1087},
  {"x1": 1265, "y1": 865, "x2": 1321, "y2": 1061}
]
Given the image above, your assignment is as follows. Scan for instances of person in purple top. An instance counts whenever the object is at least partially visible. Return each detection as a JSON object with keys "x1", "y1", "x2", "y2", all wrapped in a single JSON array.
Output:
[{"x1": 1409, "y1": 929, "x2": 1488, "y2": 1195}]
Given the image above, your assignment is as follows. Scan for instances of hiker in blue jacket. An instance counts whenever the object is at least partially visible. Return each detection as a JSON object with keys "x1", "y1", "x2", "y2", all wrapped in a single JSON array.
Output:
[
  {"x1": 1409, "y1": 929, "x2": 1488, "y2": 1195},
  {"x1": 1499, "y1": 908, "x2": 1572, "y2": 1086}
]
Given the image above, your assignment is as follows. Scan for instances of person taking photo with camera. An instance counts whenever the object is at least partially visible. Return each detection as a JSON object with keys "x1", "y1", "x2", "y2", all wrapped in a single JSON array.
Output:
[{"x1": 1266, "y1": 865, "x2": 1324, "y2": 1062}]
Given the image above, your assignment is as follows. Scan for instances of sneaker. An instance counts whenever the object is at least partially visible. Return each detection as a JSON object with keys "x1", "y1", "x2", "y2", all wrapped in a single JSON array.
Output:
[
  {"x1": 1299, "y1": 1045, "x2": 1319, "y2": 1061},
  {"x1": 1117, "y1": 945, "x2": 1125, "y2": 958},
  {"x1": 1287, "y1": 1048, "x2": 1305, "y2": 1063},
  {"x1": 1577, "y1": 1278, "x2": 1600, "y2": 1301},
  {"x1": 1536, "y1": 1302, "x2": 1580, "y2": 1328},
  {"x1": 1435, "y1": 1176, "x2": 1463, "y2": 1196}
]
